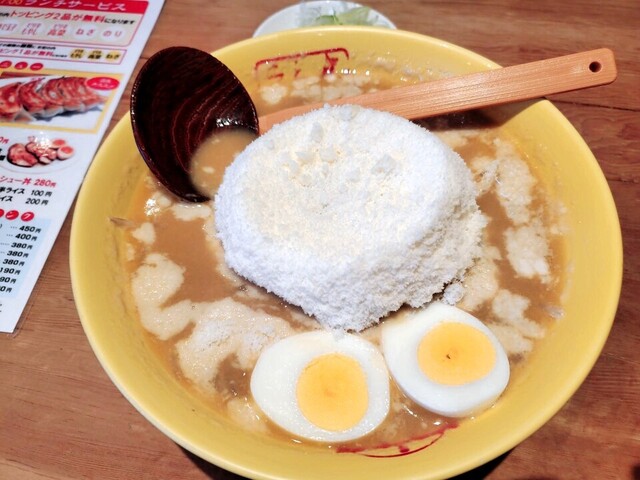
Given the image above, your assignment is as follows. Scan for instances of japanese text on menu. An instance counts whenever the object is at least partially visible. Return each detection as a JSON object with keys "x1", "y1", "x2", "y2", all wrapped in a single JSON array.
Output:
[{"x1": 0, "y1": 0, "x2": 165, "y2": 333}]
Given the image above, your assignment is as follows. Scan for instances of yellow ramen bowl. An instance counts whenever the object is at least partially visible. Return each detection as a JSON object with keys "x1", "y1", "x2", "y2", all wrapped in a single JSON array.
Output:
[{"x1": 70, "y1": 27, "x2": 622, "y2": 479}]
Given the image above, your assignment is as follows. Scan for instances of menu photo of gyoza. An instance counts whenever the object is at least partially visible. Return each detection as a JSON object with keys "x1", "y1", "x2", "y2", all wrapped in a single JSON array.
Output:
[{"x1": 0, "y1": 70, "x2": 119, "y2": 131}]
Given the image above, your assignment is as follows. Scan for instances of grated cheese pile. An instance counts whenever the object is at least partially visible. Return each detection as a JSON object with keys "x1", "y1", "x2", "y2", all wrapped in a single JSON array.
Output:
[{"x1": 215, "y1": 105, "x2": 485, "y2": 331}]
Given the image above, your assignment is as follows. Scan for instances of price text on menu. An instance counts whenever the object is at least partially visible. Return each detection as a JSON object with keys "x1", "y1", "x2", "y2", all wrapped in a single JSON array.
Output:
[{"x1": 0, "y1": 0, "x2": 165, "y2": 333}]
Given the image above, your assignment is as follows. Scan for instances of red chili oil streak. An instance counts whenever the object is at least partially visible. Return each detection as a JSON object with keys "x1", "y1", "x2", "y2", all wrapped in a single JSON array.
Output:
[
  {"x1": 337, "y1": 422, "x2": 459, "y2": 458},
  {"x1": 254, "y1": 47, "x2": 350, "y2": 80}
]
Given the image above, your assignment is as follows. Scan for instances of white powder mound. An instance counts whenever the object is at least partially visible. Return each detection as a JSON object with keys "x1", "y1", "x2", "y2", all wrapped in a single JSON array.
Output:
[
  {"x1": 492, "y1": 289, "x2": 545, "y2": 340},
  {"x1": 493, "y1": 139, "x2": 536, "y2": 225},
  {"x1": 131, "y1": 222, "x2": 156, "y2": 245},
  {"x1": 176, "y1": 298, "x2": 294, "y2": 391},
  {"x1": 505, "y1": 219, "x2": 551, "y2": 283},
  {"x1": 131, "y1": 253, "x2": 192, "y2": 340},
  {"x1": 215, "y1": 105, "x2": 485, "y2": 331},
  {"x1": 458, "y1": 245, "x2": 501, "y2": 312},
  {"x1": 487, "y1": 323, "x2": 535, "y2": 357}
]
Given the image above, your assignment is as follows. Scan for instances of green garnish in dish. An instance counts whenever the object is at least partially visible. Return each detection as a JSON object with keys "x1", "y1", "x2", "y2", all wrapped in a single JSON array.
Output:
[{"x1": 311, "y1": 6, "x2": 373, "y2": 26}]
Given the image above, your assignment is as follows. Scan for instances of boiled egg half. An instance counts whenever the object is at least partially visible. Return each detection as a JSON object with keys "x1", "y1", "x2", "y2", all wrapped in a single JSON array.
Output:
[
  {"x1": 250, "y1": 330, "x2": 390, "y2": 442},
  {"x1": 381, "y1": 302, "x2": 509, "y2": 417}
]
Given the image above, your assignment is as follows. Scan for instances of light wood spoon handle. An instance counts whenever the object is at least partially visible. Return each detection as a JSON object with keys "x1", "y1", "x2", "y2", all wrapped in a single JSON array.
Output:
[{"x1": 259, "y1": 48, "x2": 616, "y2": 133}]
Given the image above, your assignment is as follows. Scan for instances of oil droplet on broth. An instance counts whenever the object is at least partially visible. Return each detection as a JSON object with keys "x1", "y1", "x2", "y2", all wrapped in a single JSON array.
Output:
[{"x1": 190, "y1": 128, "x2": 257, "y2": 197}]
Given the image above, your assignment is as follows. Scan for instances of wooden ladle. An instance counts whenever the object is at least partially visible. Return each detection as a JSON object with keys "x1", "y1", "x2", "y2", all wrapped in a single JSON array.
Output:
[{"x1": 130, "y1": 47, "x2": 616, "y2": 202}]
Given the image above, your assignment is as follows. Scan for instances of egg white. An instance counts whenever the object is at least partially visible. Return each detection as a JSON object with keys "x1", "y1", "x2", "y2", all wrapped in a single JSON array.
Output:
[
  {"x1": 381, "y1": 302, "x2": 510, "y2": 418},
  {"x1": 250, "y1": 330, "x2": 390, "y2": 442}
]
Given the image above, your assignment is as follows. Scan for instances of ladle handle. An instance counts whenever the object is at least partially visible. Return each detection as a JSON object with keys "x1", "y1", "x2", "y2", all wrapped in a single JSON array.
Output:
[{"x1": 259, "y1": 48, "x2": 616, "y2": 133}]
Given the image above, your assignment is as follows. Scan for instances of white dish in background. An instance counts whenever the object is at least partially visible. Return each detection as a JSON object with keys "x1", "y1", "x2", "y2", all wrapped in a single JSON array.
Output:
[{"x1": 253, "y1": 1, "x2": 396, "y2": 37}]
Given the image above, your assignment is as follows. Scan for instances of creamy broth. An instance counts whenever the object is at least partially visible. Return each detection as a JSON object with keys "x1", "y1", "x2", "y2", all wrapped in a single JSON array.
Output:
[
  {"x1": 190, "y1": 129, "x2": 257, "y2": 197},
  {"x1": 121, "y1": 70, "x2": 565, "y2": 452}
]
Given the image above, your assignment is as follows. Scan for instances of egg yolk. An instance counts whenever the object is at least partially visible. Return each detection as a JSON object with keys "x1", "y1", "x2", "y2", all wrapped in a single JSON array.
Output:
[
  {"x1": 296, "y1": 353, "x2": 368, "y2": 432},
  {"x1": 417, "y1": 322, "x2": 496, "y2": 385}
]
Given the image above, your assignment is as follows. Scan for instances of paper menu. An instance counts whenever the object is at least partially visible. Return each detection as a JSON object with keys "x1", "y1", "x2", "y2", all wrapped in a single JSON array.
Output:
[{"x1": 0, "y1": 0, "x2": 165, "y2": 333}]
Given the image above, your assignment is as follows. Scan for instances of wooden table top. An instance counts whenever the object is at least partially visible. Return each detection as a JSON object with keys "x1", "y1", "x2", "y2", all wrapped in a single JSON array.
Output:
[{"x1": 1, "y1": 1, "x2": 638, "y2": 478}]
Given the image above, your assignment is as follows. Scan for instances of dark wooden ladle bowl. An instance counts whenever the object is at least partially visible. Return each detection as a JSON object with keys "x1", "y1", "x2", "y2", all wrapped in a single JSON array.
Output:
[
  {"x1": 130, "y1": 46, "x2": 616, "y2": 203},
  {"x1": 130, "y1": 46, "x2": 258, "y2": 203}
]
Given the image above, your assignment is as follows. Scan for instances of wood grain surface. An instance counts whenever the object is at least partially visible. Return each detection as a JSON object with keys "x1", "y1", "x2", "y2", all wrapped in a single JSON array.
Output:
[{"x1": 1, "y1": 1, "x2": 638, "y2": 479}]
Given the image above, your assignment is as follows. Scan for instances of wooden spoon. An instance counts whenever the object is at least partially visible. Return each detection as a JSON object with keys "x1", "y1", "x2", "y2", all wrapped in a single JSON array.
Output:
[
  {"x1": 259, "y1": 48, "x2": 617, "y2": 132},
  {"x1": 131, "y1": 47, "x2": 616, "y2": 202}
]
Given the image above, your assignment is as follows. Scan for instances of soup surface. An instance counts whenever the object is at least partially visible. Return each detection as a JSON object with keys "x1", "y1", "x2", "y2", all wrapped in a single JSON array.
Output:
[{"x1": 118, "y1": 62, "x2": 566, "y2": 453}]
